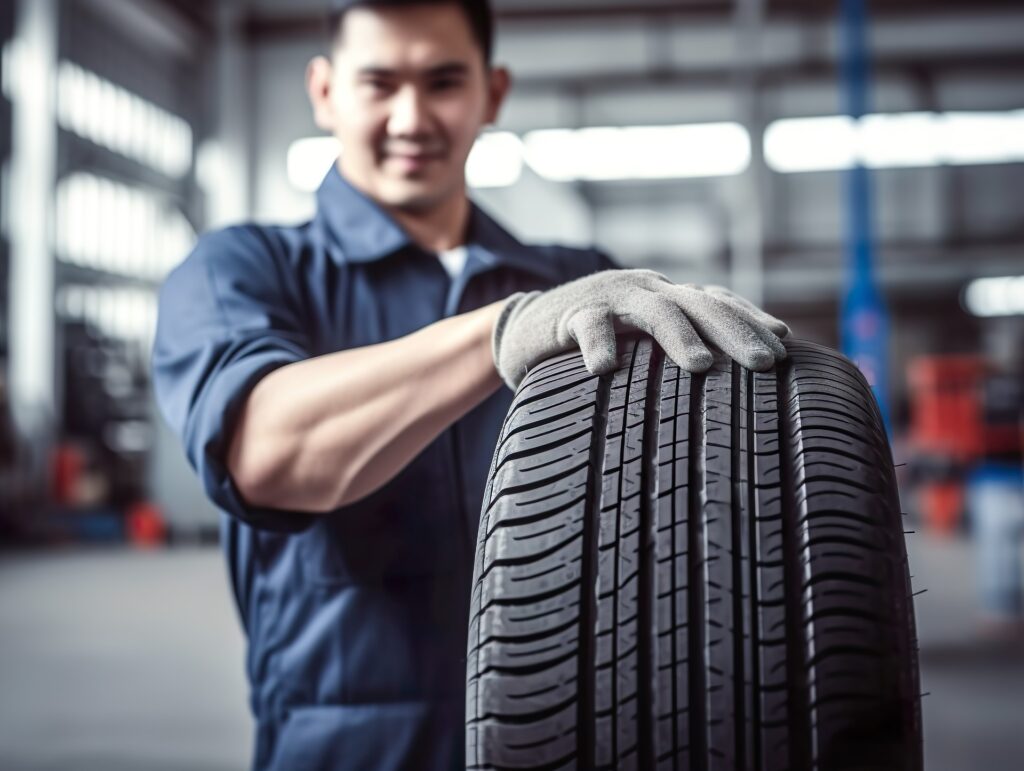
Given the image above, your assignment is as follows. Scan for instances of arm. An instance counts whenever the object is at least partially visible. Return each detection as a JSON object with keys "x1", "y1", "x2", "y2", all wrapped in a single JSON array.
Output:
[{"x1": 227, "y1": 299, "x2": 506, "y2": 513}]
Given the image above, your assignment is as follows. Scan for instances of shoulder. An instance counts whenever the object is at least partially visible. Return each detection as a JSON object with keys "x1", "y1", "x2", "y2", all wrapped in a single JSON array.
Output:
[
  {"x1": 181, "y1": 223, "x2": 301, "y2": 272},
  {"x1": 159, "y1": 222, "x2": 310, "y2": 315},
  {"x1": 165, "y1": 222, "x2": 308, "y2": 288}
]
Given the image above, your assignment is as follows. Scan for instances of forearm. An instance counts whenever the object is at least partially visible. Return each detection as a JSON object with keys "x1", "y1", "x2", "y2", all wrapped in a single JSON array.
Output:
[{"x1": 228, "y1": 299, "x2": 506, "y2": 512}]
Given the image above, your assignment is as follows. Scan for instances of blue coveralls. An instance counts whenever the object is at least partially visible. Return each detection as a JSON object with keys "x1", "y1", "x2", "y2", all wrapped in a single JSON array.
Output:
[{"x1": 151, "y1": 165, "x2": 616, "y2": 770}]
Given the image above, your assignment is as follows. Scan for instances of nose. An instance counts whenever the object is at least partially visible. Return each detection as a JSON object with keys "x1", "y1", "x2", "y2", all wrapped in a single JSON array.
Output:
[{"x1": 386, "y1": 83, "x2": 432, "y2": 140}]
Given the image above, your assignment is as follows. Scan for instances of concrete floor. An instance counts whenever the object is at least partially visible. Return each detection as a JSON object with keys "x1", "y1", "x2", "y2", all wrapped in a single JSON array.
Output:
[
  {"x1": 907, "y1": 533, "x2": 1024, "y2": 771},
  {"x1": 0, "y1": 534, "x2": 1021, "y2": 770},
  {"x1": 0, "y1": 547, "x2": 251, "y2": 771}
]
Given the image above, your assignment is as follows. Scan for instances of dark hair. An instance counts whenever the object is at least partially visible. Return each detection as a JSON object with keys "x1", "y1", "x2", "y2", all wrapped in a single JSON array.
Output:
[{"x1": 327, "y1": 0, "x2": 494, "y2": 66}]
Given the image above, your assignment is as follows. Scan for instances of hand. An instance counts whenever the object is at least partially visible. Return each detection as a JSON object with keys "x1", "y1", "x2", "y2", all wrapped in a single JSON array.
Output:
[{"x1": 491, "y1": 269, "x2": 790, "y2": 390}]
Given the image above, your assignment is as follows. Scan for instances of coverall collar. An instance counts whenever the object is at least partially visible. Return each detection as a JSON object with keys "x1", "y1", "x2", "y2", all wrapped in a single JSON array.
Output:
[{"x1": 315, "y1": 163, "x2": 562, "y2": 283}]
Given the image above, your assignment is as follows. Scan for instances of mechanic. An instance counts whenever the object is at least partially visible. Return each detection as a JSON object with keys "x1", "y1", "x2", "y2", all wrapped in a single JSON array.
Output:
[{"x1": 151, "y1": 1, "x2": 790, "y2": 769}]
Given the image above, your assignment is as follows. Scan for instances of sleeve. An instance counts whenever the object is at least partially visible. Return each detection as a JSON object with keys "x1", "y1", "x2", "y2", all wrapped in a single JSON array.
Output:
[{"x1": 151, "y1": 226, "x2": 316, "y2": 533}]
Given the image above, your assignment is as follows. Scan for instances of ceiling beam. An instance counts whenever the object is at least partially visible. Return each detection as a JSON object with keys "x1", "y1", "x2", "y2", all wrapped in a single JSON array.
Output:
[
  {"x1": 240, "y1": 1, "x2": 1024, "y2": 41},
  {"x1": 506, "y1": 51, "x2": 1024, "y2": 96},
  {"x1": 494, "y1": 0, "x2": 1024, "y2": 23}
]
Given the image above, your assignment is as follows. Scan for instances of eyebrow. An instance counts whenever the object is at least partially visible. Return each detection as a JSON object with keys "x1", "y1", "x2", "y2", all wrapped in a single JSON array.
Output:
[{"x1": 356, "y1": 62, "x2": 470, "y2": 79}]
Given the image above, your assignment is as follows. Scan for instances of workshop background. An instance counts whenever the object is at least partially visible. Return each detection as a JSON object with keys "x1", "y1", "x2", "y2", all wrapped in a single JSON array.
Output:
[{"x1": 1, "y1": 0, "x2": 1022, "y2": 769}]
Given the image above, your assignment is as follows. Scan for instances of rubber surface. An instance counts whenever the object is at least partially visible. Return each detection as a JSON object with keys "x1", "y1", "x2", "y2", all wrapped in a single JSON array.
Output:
[{"x1": 466, "y1": 336, "x2": 922, "y2": 771}]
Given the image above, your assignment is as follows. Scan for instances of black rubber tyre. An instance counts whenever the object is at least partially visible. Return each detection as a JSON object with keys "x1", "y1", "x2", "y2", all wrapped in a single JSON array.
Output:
[{"x1": 466, "y1": 336, "x2": 922, "y2": 771}]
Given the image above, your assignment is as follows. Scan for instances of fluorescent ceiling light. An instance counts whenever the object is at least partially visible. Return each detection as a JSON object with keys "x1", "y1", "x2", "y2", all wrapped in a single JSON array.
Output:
[
  {"x1": 287, "y1": 137, "x2": 340, "y2": 193},
  {"x1": 466, "y1": 131, "x2": 523, "y2": 188},
  {"x1": 860, "y1": 112, "x2": 942, "y2": 168},
  {"x1": 765, "y1": 110, "x2": 1024, "y2": 173},
  {"x1": 763, "y1": 116, "x2": 857, "y2": 173},
  {"x1": 940, "y1": 111, "x2": 1024, "y2": 165},
  {"x1": 56, "y1": 59, "x2": 192, "y2": 179},
  {"x1": 524, "y1": 123, "x2": 750, "y2": 182},
  {"x1": 963, "y1": 276, "x2": 1024, "y2": 317}
]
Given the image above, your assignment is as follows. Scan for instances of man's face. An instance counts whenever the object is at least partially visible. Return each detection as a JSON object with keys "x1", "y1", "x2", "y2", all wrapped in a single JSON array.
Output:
[{"x1": 309, "y1": 4, "x2": 508, "y2": 213}]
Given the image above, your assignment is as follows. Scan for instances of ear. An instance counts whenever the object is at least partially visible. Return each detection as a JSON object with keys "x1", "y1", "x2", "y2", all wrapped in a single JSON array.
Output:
[
  {"x1": 483, "y1": 66, "x2": 511, "y2": 126},
  {"x1": 306, "y1": 55, "x2": 337, "y2": 132}
]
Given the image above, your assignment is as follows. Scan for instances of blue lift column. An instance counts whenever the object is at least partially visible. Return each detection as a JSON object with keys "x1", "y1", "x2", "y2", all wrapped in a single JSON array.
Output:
[{"x1": 840, "y1": 0, "x2": 892, "y2": 433}]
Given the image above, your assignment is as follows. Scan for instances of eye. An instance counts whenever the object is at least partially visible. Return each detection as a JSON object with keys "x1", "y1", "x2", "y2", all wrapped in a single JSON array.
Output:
[
  {"x1": 361, "y1": 78, "x2": 393, "y2": 94},
  {"x1": 430, "y1": 77, "x2": 461, "y2": 91}
]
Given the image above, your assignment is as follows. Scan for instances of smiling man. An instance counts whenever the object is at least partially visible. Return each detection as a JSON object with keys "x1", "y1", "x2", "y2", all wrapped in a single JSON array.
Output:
[
  {"x1": 152, "y1": 1, "x2": 789, "y2": 769},
  {"x1": 308, "y1": 3, "x2": 502, "y2": 243}
]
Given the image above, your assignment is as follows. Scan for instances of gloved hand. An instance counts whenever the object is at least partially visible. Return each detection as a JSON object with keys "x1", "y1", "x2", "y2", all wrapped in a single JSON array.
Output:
[{"x1": 491, "y1": 269, "x2": 790, "y2": 390}]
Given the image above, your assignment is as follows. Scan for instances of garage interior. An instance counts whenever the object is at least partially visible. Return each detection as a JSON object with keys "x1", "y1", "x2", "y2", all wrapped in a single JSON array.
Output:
[{"x1": 0, "y1": 0, "x2": 1021, "y2": 768}]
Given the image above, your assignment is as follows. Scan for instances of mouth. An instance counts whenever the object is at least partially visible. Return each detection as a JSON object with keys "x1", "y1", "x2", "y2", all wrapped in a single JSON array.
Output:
[{"x1": 384, "y1": 151, "x2": 444, "y2": 173}]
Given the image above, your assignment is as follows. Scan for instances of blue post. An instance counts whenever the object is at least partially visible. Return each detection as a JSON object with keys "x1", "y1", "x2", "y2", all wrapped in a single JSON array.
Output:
[{"x1": 840, "y1": 0, "x2": 891, "y2": 434}]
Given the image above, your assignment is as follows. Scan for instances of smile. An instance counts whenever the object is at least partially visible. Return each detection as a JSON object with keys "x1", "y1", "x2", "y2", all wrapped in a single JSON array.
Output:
[{"x1": 387, "y1": 153, "x2": 442, "y2": 171}]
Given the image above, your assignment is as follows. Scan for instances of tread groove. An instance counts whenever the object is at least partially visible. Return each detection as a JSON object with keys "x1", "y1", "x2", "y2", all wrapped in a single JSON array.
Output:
[
  {"x1": 688, "y1": 368, "x2": 708, "y2": 768},
  {"x1": 639, "y1": 343, "x2": 663, "y2": 771},
  {"x1": 730, "y1": 361, "x2": 747, "y2": 771},
  {"x1": 578, "y1": 365, "x2": 609, "y2": 770},
  {"x1": 746, "y1": 369, "x2": 763, "y2": 771},
  {"x1": 669, "y1": 367, "x2": 682, "y2": 771}
]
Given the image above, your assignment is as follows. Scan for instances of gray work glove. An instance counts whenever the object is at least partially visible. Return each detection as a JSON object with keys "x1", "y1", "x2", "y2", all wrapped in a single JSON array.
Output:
[{"x1": 492, "y1": 269, "x2": 790, "y2": 390}]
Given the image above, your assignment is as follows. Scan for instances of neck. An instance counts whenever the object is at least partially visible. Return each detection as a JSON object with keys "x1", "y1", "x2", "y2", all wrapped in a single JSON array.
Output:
[{"x1": 387, "y1": 190, "x2": 470, "y2": 254}]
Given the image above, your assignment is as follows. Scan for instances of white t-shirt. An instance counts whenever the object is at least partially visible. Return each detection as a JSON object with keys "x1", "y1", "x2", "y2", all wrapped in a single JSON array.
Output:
[{"x1": 436, "y1": 246, "x2": 468, "y2": 281}]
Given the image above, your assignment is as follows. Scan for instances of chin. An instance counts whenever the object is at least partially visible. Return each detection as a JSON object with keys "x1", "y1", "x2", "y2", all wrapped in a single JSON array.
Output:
[
  {"x1": 378, "y1": 184, "x2": 428, "y2": 208},
  {"x1": 380, "y1": 178, "x2": 452, "y2": 213}
]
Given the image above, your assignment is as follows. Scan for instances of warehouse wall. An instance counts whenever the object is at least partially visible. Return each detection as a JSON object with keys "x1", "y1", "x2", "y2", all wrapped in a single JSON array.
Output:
[{"x1": 239, "y1": 13, "x2": 1024, "y2": 287}]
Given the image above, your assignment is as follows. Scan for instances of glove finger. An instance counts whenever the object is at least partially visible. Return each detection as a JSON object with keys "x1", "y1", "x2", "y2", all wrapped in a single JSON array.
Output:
[
  {"x1": 703, "y1": 286, "x2": 791, "y2": 339},
  {"x1": 665, "y1": 288, "x2": 778, "y2": 371},
  {"x1": 619, "y1": 294, "x2": 713, "y2": 372},
  {"x1": 706, "y1": 288, "x2": 790, "y2": 337},
  {"x1": 725, "y1": 298, "x2": 790, "y2": 339},
  {"x1": 708, "y1": 296, "x2": 788, "y2": 361},
  {"x1": 567, "y1": 305, "x2": 619, "y2": 375}
]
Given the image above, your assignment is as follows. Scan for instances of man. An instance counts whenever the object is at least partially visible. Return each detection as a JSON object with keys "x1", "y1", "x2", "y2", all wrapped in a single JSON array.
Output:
[{"x1": 152, "y1": 1, "x2": 789, "y2": 769}]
